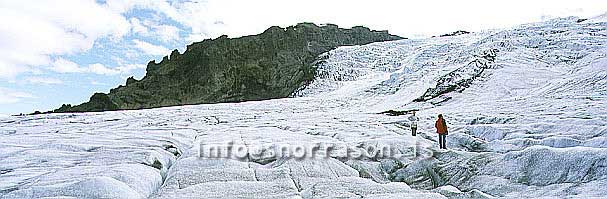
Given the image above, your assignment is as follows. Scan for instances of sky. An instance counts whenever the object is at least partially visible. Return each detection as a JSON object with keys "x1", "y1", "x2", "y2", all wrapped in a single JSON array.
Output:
[{"x1": 0, "y1": 0, "x2": 606, "y2": 116}]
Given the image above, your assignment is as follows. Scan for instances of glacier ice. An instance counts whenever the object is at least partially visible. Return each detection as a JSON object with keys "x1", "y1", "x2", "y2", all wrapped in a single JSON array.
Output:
[{"x1": 1, "y1": 16, "x2": 607, "y2": 198}]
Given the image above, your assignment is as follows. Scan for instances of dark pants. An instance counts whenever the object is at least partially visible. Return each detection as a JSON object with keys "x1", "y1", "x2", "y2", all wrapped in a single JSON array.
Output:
[
  {"x1": 438, "y1": 134, "x2": 447, "y2": 149},
  {"x1": 411, "y1": 127, "x2": 417, "y2": 136}
]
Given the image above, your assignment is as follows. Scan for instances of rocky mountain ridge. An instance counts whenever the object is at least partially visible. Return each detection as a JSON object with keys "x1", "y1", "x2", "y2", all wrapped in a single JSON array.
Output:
[{"x1": 53, "y1": 23, "x2": 403, "y2": 113}]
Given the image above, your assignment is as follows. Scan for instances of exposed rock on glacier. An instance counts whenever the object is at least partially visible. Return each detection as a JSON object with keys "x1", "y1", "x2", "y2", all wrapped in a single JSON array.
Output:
[{"x1": 414, "y1": 48, "x2": 498, "y2": 102}]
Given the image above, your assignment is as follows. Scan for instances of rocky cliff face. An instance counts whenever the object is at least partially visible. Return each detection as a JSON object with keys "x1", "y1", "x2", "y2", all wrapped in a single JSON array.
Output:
[{"x1": 54, "y1": 23, "x2": 403, "y2": 112}]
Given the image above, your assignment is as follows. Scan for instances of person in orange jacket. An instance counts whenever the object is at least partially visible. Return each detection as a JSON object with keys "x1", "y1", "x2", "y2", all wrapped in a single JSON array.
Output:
[{"x1": 435, "y1": 114, "x2": 448, "y2": 149}]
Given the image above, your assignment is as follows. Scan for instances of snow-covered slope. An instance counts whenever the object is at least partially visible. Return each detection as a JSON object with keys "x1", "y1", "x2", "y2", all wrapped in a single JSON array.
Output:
[{"x1": 1, "y1": 16, "x2": 606, "y2": 198}]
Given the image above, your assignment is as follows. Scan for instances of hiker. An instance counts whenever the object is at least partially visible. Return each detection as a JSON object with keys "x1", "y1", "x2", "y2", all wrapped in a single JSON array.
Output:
[
  {"x1": 408, "y1": 111, "x2": 418, "y2": 136},
  {"x1": 435, "y1": 114, "x2": 448, "y2": 149}
]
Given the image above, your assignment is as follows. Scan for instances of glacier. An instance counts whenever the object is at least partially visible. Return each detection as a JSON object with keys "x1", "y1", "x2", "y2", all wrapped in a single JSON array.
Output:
[{"x1": 1, "y1": 16, "x2": 607, "y2": 198}]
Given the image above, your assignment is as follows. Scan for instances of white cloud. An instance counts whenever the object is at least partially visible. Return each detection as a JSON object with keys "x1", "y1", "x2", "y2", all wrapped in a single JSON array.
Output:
[
  {"x1": 131, "y1": 0, "x2": 607, "y2": 39},
  {"x1": 130, "y1": 17, "x2": 149, "y2": 34},
  {"x1": 50, "y1": 57, "x2": 145, "y2": 76},
  {"x1": 85, "y1": 62, "x2": 145, "y2": 76},
  {"x1": 50, "y1": 58, "x2": 87, "y2": 73},
  {"x1": 90, "y1": 80, "x2": 107, "y2": 86},
  {"x1": 116, "y1": 64, "x2": 147, "y2": 74},
  {"x1": 25, "y1": 77, "x2": 64, "y2": 85},
  {"x1": 132, "y1": 39, "x2": 171, "y2": 56},
  {"x1": 88, "y1": 63, "x2": 120, "y2": 75},
  {"x1": 155, "y1": 25, "x2": 181, "y2": 42},
  {"x1": 104, "y1": 0, "x2": 226, "y2": 40},
  {"x1": 0, "y1": 60, "x2": 27, "y2": 80},
  {"x1": 217, "y1": 0, "x2": 607, "y2": 38},
  {"x1": 158, "y1": 1, "x2": 227, "y2": 39},
  {"x1": 128, "y1": 17, "x2": 181, "y2": 43},
  {"x1": 0, "y1": 87, "x2": 35, "y2": 104},
  {"x1": 87, "y1": 63, "x2": 145, "y2": 75},
  {"x1": 0, "y1": 0, "x2": 131, "y2": 79}
]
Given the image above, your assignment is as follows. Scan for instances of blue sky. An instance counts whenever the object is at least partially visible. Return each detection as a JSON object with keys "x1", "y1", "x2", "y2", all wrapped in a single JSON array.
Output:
[{"x1": 0, "y1": 0, "x2": 605, "y2": 116}]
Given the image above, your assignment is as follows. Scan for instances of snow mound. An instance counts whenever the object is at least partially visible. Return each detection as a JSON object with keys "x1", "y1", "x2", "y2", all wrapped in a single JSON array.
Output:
[
  {"x1": 583, "y1": 12, "x2": 607, "y2": 23},
  {"x1": 4, "y1": 177, "x2": 143, "y2": 199},
  {"x1": 485, "y1": 146, "x2": 607, "y2": 186}
]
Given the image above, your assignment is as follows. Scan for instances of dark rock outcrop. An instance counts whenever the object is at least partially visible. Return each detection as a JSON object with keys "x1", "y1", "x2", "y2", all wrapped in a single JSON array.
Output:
[
  {"x1": 61, "y1": 93, "x2": 119, "y2": 112},
  {"x1": 434, "y1": 30, "x2": 471, "y2": 38},
  {"x1": 414, "y1": 49, "x2": 498, "y2": 102},
  {"x1": 379, "y1": 109, "x2": 419, "y2": 116},
  {"x1": 54, "y1": 23, "x2": 403, "y2": 112}
]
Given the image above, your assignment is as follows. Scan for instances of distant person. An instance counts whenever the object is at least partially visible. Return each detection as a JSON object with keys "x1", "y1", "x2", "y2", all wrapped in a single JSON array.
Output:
[
  {"x1": 435, "y1": 114, "x2": 448, "y2": 149},
  {"x1": 408, "y1": 111, "x2": 418, "y2": 136}
]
